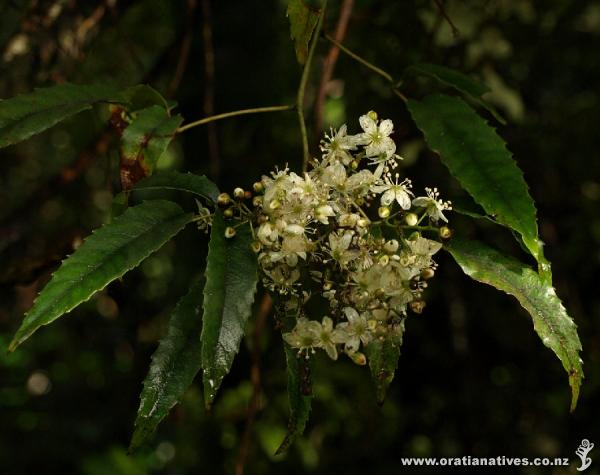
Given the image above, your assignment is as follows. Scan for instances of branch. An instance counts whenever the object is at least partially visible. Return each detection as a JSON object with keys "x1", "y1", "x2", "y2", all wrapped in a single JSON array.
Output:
[
  {"x1": 432, "y1": 0, "x2": 460, "y2": 38},
  {"x1": 201, "y1": 0, "x2": 220, "y2": 180},
  {"x1": 314, "y1": 0, "x2": 354, "y2": 135},
  {"x1": 234, "y1": 293, "x2": 273, "y2": 475},
  {"x1": 176, "y1": 105, "x2": 295, "y2": 133},
  {"x1": 298, "y1": 1, "x2": 327, "y2": 172},
  {"x1": 167, "y1": 0, "x2": 197, "y2": 96}
]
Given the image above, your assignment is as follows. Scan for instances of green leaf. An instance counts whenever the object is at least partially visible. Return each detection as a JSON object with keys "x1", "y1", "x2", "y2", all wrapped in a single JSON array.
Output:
[
  {"x1": 286, "y1": 0, "x2": 321, "y2": 65},
  {"x1": 405, "y1": 63, "x2": 506, "y2": 124},
  {"x1": 365, "y1": 324, "x2": 405, "y2": 405},
  {"x1": 275, "y1": 343, "x2": 313, "y2": 455},
  {"x1": 133, "y1": 171, "x2": 220, "y2": 203},
  {"x1": 407, "y1": 94, "x2": 548, "y2": 279},
  {"x1": 121, "y1": 84, "x2": 170, "y2": 112},
  {"x1": 129, "y1": 276, "x2": 204, "y2": 452},
  {"x1": 120, "y1": 105, "x2": 183, "y2": 188},
  {"x1": 9, "y1": 200, "x2": 193, "y2": 351},
  {"x1": 446, "y1": 238, "x2": 583, "y2": 411},
  {"x1": 0, "y1": 83, "x2": 136, "y2": 148},
  {"x1": 201, "y1": 211, "x2": 258, "y2": 407}
]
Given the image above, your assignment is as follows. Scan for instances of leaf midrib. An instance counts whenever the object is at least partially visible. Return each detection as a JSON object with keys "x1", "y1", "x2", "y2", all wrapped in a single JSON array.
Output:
[
  {"x1": 448, "y1": 245, "x2": 577, "y2": 372},
  {"x1": 30, "y1": 211, "x2": 190, "y2": 322}
]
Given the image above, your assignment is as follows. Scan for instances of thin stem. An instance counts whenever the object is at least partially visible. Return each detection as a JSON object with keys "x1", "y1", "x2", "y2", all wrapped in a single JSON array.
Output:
[
  {"x1": 177, "y1": 105, "x2": 295, "y2": 133},
  {"x1": 298, "y1": 1, "x2": 327, "y2": 172},
  {"x1": 324, "y1": 33, "x2": 408, "y2": 103},
  {"x1": 323, "y1": 33, "x2": 393, "y2": 83},
  {"x1": 401, "y1": 225, "x2": 439, "y2": 232}
]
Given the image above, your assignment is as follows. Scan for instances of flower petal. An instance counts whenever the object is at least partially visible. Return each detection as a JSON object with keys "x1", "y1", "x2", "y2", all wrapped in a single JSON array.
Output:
[
  {"x1": 359, "y1": 114, "x2": 377, "y2": 134},
  {"x1": 378, "y1": 119, "x2": 394, "y2": 136}
]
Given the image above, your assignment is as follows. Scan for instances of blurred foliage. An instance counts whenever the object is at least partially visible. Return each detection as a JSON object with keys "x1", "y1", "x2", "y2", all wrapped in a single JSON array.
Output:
[{"x1": 0, "y1": 0, "x2": 598, "y2": 474}]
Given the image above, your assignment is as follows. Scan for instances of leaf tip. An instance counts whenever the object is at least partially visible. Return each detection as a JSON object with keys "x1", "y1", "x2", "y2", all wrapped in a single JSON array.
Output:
[{"x1": 7, "y1": 338, "x2": 20, "y2": 353}]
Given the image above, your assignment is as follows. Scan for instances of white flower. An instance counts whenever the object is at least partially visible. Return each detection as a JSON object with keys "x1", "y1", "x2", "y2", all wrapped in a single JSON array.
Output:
[
  {"x1": 315, "y1": 204, "x2": 335, "y2": 224},
  {"x1": 320, "y1": 125, "x2": 360, "y2": 165},
  {"x1": 322, "y1": 161, "x2": 347, "y2": 189},
  {"x1": 337, "y1": 307, "x2": 372, "y2": 353},
  {"x1": 283, "y1": 317, "x2": 322, "y2": 352},
  {"x1": 412, "y1": 187, "x2": 452, "y2": 223},
  {"x1": 371, "y1": 175, "x2": 413, "y2": 209},
  {"x1": 257, "y1": 222, "x2": 278, "y2": 245},
  {"x1": 328, "y1": 230, "x2": 359, "y2": 267},
  {"x1": 317, "y1": 316, "x2": 346, "y2": 360},
  {"x1": 357, "y1": 113, "x2": 396, "y2": 159}
]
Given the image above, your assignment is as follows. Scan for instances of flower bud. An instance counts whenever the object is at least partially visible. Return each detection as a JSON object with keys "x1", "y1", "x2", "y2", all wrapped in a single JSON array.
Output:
[
  {"x1": 349, "y1": 351, "x2": 367, "y2": 366},
  {"x1": 253, "y1": 181, "x2": 264, "y2": 193},
  {"x1": 251, "y1": 241, "x2": 262, "y2": 253},
  {"x1": 383, "y1": 239, "x2": 399, "y2": 254},
  {"x1": 351, "y1": 160, "x2": 359, "y2": 170},
  {"x1": 233, "y1": 187, "x2": 245, "y2": 200},
  {"x1": 217, "y1": 193, "x2": 231, "y2": 207},
  {"x1": 409, "y1": 300, "x2": 426, "y2": 314},
  {"x1": 224, "y1": 226, "x2": 236, "y2": 238},
  {"x1": 368, "y1": 110, "x2": 378, "y2": 121},
  {"x1": 404, "y1": 212, "x2": 418, "y2": 226},
  {"x1": 439, "y1": 226, "x2": 452, "y2": 240},
  {"x1": 421, "y1": 268, "x2": 435, "y2": 280},
  {"x1": 378, "y1": 206, "x2": 390, "y2": 218},
  {"x1": 223, "y1": 208, "x2": 234, "y2": 219},
  {"x1": 357, "y1": 218, "x2": 370, "y2": 228}
]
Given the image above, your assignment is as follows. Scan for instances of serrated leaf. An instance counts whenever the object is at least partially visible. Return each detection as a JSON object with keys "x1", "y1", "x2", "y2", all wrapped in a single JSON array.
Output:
[
  {"x1": 9, "y1": 200, "x2": 193, "y2": 351},
  {"x1": 287, "y1": 0, "x2": 321, "y2": 65},
  {"x1": 120, "y1": 105, "x2": 183, "y2": 190},
  {"x1": 365, "y1": 323, "x2": 405, "y2": 404},
  {"x1": 405, "y1": 63, "x2": 506, "y2": 124},
  {"x1": 121, "y1": 84, "x2": 170, "y2": 112},
  {"x1": 129, "y1": 276, "x2": 204, "y2": 452},
  {"x1": 201, "y1": 211, "x2": 258, "y2": 407},
  {"x1": 446, "y1": 238, "x2": 583, "y2": 411},
  {"x1": 0, "y1": 83, "x2": 126, "y2": 148},
  {"x1": 133, "y1": 170, "x2": 220, "y2": 203},
  {"x1": 407, "y1": 94, "x2": 548, "y2": 279},
  {"x1": 275, "y1": 343, "x2": 313, "y2": 455}
]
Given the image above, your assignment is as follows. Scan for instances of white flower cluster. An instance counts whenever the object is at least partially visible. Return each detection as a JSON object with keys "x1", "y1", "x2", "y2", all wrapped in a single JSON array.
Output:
[{"x1": 252, "y1": 111, "x2": 451, "y2": 364}]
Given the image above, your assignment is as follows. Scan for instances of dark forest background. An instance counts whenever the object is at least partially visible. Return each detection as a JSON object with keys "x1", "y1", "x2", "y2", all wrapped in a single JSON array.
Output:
[{"x1": 0, "y1": 1, "x2": 599, "y2": 474}]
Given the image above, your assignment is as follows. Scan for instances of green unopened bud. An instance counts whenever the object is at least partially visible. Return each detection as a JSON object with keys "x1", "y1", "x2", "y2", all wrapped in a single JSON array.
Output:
[
  {"x1": 233, "y1": 187, "x2": 245, "y2": 200},
  {"x1": 405, "y1": 212, "x2": 418, "y2": 226},
  {"x1": 439, "y1": 226, "x2": 452, "y2": 240},
  {"x1": 217, "y1": 193, "x2": 231, "y2": 207},
  {"x1": 367, "y1": 110, "x2": 378, "y2": 121},
  {"x1": 351, "y1": 160, "x2": 359, "y2": 170},
  {"x1": 224, "y1": 227, "x2": 236, "y2": 238},
  {"x1": 349, "y1": 351, "x2": 367, "y2": 366},
  {"x1": 223, "y1": 208, "x2": 234, "y2": 219},
  {"x1": 378, "y1": 206, "x2": 390, "y2": 219}
]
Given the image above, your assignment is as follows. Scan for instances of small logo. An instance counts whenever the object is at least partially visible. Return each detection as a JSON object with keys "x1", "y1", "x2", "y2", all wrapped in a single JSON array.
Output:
[{"x1": 576, "y1": 439, "x2": 594, "y2": 472}]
